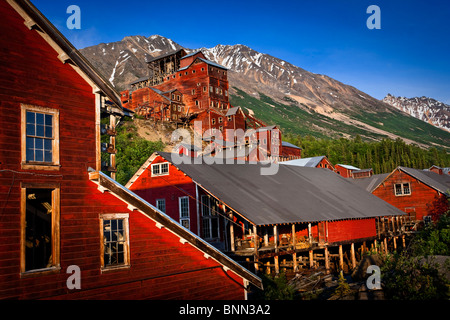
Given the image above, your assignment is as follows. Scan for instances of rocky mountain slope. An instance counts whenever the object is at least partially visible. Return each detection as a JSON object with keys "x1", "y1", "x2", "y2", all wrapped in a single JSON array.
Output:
[
  {"x1": 79, "y1": 35, "x2": 450, "y2": 149},
  {"x1": 383, "y1": 94, "x2": 450, "y2": 132}
]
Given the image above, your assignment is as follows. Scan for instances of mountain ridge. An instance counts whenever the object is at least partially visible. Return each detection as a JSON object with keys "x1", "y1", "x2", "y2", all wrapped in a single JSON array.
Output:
[
  {"x1": 382, "y1": 94, "x2": 450, "y2": 132},
  {"x1": 79, "y1": 34, "x2": 450, "y2": 149}
]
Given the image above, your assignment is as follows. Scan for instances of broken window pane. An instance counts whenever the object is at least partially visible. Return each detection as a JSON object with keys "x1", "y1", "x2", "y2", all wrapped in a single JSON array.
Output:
[{"x1": 25, "y1": 188, "x2": 53, "y2": 271}]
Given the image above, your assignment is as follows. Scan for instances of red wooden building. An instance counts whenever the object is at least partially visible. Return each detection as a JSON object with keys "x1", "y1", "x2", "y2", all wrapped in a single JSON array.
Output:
[
  {"x1": 0, "y1": 0, "x2": 261, "y2": 299},
  {"x1": 335, "y1": 164, "x2": 360, "y2": 178},
  {"x1": 352, "y1": 166, "x2": 450, "y2": 222},
  {"x1": 127, "y1": 151, "x2": 407, "y2": 274}
]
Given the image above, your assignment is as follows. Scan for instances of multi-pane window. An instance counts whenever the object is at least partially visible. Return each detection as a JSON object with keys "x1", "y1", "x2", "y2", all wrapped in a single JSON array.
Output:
[
  {"x1": 151, "y1": 162, "x2": 169, "y2": 176},
  {"x1": 201, "y1": 195, "x2": 219, "y2": 240},
  {"x1": 100, "y1": 214, "x2": 129, "y2": 269},
  {"x1": 26, "y1": 111, "x2": 53, "y2": 162},
  {"x1": 21, "y1": 185, "x2": 60, "y2": 273},
  {"x1": 179, "y1": 196, "x2": 190, "y2": 229},
  {"x1": 21, "y1": 104, "x2": 59, "y2": 169},
  {"x1": 394, "y1": 183, "x2": 411, "y2": 196},
  {"x1": 156, "y1": 199, "x2": 166, "y2": 213}
]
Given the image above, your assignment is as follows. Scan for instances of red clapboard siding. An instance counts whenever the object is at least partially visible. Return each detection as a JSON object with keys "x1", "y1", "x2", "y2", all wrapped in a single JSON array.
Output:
[
  {"x1": 0, "y1": 1, "x2": 249, "y2": 300},
  {"x1": 327, "y1": 219, "x2": 376, "y2": 243},
  {"x1": 372, "y1": 169, "x2": 440, "y2": 220}
]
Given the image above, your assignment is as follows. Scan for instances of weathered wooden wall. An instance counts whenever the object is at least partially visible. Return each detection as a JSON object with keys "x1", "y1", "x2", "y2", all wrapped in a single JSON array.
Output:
[
  {"x1": 372, "y1": 169, "x2": 441, "y2": 220},
  {"x1": 0, "y1": 1, "x2": 246, "y2": 300}
]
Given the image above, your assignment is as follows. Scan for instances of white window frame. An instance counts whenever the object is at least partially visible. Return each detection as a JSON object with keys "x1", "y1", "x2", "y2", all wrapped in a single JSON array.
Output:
[
  {"x1": 151, "y1": 162, "x2": 169, "y2": 177},
  {"x1": 99, "y1": 213, "x2": 130, "y2": 271},
  {"x1": 394, "y1": 182, "x2": 411, "y2": 196},
  {"x1": 21, "y1": 104, "x2": 60, "y2": 171},
  {"x1": 179, "y1": 196, "x2": 190, "y2": 230}
]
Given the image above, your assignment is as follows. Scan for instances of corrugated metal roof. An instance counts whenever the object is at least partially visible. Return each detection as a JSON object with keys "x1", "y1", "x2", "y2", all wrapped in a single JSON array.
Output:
[
  {"x1": 336, "y1": 164, "x2": 360, "y2": 171},
  {"x1": 350, "y1": 173, "x2": 390, "y2": 192},
  {"x1": 399, "y1": 167, "x2": 450, "y2": 195},
  {"x1": 280, "y1": 156, "x2": 325, "y2": 168},
  {"x1": 158, "y1": 152, "x2": 405, "y2": 226},
  {"x1": 281, "y1": 141, "x2": 302, "y2": 150}
]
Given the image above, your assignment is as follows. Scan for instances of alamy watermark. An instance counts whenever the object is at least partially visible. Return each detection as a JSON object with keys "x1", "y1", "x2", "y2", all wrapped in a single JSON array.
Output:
[
  {"x1": 366, "y1": 5, "x2": 381, "y2": 30},
  {"x1": 66, "y1": 5, "x2": 81, "y2": 30}
]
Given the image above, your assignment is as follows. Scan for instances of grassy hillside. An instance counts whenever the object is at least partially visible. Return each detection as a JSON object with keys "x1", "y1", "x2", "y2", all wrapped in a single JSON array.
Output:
[{"x1": 230, "y1": 87, "x2": 450, "y2": 150}]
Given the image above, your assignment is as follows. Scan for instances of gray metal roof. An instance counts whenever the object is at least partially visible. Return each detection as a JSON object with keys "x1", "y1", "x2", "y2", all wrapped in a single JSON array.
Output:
[
  {"x1": 280, "y1": 156, "x2": 325, "y2": 168},
  {"x1": 349, "y1": 166, "x2": 450, "y2": 195},
  {"x1": 350, "y1": 173, "x2": 390, "y2": 193},
  {"x1": 281, "y1": 141, "x2": 302, "y2": 150},
  {"x1": 158, "y1": 152, "x2": 405, "y2": 226},
  {"x1": 399, "y1": 167, "x2": 450, "y2": 195}
]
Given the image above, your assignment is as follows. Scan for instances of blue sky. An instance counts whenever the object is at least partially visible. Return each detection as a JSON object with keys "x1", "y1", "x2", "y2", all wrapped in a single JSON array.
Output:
[{"x1": 33, "y1": 0, "x2": 450, "y2": 104}]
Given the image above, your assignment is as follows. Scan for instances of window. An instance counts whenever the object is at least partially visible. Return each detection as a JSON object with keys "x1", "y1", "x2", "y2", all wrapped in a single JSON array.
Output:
[
  {"x1": 195, "y1": 100, "x2": 199, "y2": 106},
  {"x1": 21, "y1": 184, "x2": 60, "y2": 274},
  {"x1": 395, "y1": 183, "x2": 411, "y2": 196},
  {"x1": 21, "y1": 104, "x2": 59, "y2": 170},
  {"x1": 203, "y1": 86, "x2": 207, "y2": 92},
  {"x1": 151, "y1": 162, "x2": 169, "y2": 177},
  {"x1": 156, "y1": 199, "x2": 166, "y2": 213},
  {"x1": 100, "y1": 214, "x2": 130, "y2": 270},
  {"x1": 179, "y1": 197, "x2": 190, "y2": 229},
  {"x1": 227, "y1": 116, "x2": 232, "y2": 122},
  {"x1": 191, "y1": 89, "x2": 195, "y2": 95},
  {"x1": 210, "y1": 86, "x2": 213, "y2": 93},
  {"x1": 201, "y1": 195, "x2": 219, "y2": 239},
  {"x1": 212, "y1": 118, "x2": 216, "y2": 125},
  {"x1": 218, "y1": 117, "x2": 223, "y2": 123}
]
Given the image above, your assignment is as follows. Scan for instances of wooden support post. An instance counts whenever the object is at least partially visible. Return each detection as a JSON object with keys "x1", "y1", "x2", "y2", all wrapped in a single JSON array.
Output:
[
  {"x1": 350, "y1": 243, "x2": 356, "y2": 269},
  {"x1": 230, "y1": 213, "x2": 235, "y2": 252},
  {"x1": 393, "y1": 236, "x2": 397, "y2": 250},
  {"x1": 264, "y1": 228, "x2": 269, "y2": 247},
  {"x1": 274, "y1": 255, "x2": 279, "y2": 274},
  {"x1": 373, "y1": 239, "x2": 378, "y2": 252},
  {"x1": 384, "y1": 237, "x2": 388, "y2": 254},
  {"x1": 291, "y1": 224, "x2": 296, "y2": 248},
  {"x1": 253, "y1": 225, "x2": 259, "y2": 273},
  {"x1": 338, "y1": 245, "x2": 344, "y2": 272},
  {"x1": 109, "y1": 114, "x2": 116, "y2": 180},
  {"x1": 402, "y1": 235, "x2": 406, "y2": 248},
  {"x1": 292, "y1": 252, "x2": 298, "y2": 272},
  {"x1": 324, "y1": 247, "x2": 330, "y2": 274},
  {"x1": 308, "y1": 223, "x2": 312, "y2": 244},
  {"x1": 273, "y1": 225, "x2": 278, "y2": 250},
  {"x1": 309, "y1": 250, "x2": 314, "y2": 268},
  {"x1": 265, "y1": 261, "x2": 270, "y2": 274}
]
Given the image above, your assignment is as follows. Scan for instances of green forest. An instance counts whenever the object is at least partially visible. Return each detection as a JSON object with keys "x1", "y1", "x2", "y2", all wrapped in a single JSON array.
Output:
[{"x1": 283, "y1": 133, "x2": 450, "y2": 174}]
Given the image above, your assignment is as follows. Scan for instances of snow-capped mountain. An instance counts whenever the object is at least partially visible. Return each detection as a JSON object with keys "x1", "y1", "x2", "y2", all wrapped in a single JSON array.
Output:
[
  {"x1": 383, "y1": 94, "x2": 450, "y2": 132},
  {"x1": 80, "y1": 35, "x2": 387, "y2": 114},
  {"x1": 79, "y1": 35, "x2": 450, "y2": 147}
]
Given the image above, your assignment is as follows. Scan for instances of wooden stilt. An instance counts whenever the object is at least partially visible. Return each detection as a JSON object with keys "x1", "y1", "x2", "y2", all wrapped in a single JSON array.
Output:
[
  {"x1": 274, "y1": 255, "x2": 279, "y2": 274},
  {"x1": 338, "y1": 245, "x2": 344, "y2": 271},
  {"x1": 292, "y1": 252, "x2": 298, "y2": 272},
  {"x1": 350, "y1": 243, "x2": 356, "y2": 269},
  {"x1": 324, "y1": 247, "x2": 330, "y2": 274},
  {"x1": 393, "y1": 236, "x2": 397, "y2": 250},
  {"x1": 309, "y1": 250, "x2": 314, "y2": 268},
  {"x1": 384, "y1": 237, "x2": 388, "y2": 254}
]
